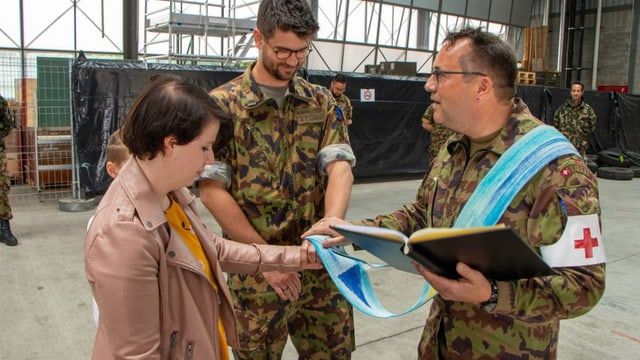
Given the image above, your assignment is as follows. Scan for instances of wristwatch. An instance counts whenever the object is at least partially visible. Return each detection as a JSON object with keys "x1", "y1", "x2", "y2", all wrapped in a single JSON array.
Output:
[{"x1": 481, "y1": 280, "x2": 499, "y2": 312}]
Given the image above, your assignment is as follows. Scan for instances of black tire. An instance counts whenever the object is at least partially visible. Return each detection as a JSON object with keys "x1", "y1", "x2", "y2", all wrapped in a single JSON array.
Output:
[
  {"x1": 623, "y1": 150, "x2": 640, "y2": 167},
  {"x1": 586, "y1": 154, "x2": 598, "y2": 163},
  {"x1": 630, "y1": 166, "x2": 640, "y2": 178},
  {"x1": 596, "y1": 167, "x2": 634, "y2": 180},
  {"x1": 586, "y1": 159, "x2": 598, "y2": 173},
  {"x1": 597, "y1": 149, "x2": 631, "y2": 168}
]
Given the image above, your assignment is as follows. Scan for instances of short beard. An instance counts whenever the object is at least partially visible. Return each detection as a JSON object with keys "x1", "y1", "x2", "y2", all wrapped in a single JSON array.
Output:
[{"x1": 263, "y1": 55, "x2": 299, "y2": 82}]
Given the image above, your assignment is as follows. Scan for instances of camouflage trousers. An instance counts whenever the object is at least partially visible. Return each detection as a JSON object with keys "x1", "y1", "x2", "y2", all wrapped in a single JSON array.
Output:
[
  {"x1": 0, "y1": 151, "x2": 13, "y2": 220},
  {"x1": 227, "y1": 268, "x2": 355, "y2": 360}
]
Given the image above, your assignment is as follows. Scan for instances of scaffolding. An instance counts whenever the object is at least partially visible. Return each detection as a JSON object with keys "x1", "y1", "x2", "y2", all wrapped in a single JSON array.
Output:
[
  {"x1": 143, "y1": 0, "x2": 257, "y2": 65},
  {"x1": 141, "y1": 0, "x2": 533, "y2": 74}
]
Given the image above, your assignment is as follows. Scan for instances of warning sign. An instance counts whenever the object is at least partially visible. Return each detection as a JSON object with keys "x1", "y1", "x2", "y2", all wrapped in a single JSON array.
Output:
[{"x1": 360, "y1": 89, "x2": 375, "y2": 102}]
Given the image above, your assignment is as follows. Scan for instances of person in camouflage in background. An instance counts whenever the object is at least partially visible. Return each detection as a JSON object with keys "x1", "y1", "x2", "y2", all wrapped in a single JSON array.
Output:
[
  {"x1": 421, "y1": 103, "x2": 456, "y2": 162},
  {"x1": 306, "y1": 27, "x2": 606, "y2": 359},
  {"x1": 553, "y1": 81, "x2": 597, "y2": 157},
  {"x1": 329, "y1": 74, "x2": 353, "y2": 127},
  {"x1": 198, "y1": 0, "x2": 357, "y2": 359},
  {"x1": 0, "y1": 93, "x2": 18, "y2": 246}
]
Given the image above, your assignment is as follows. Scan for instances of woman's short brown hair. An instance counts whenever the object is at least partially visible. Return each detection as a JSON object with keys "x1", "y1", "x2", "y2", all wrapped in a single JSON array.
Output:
[{"x1": 121, "y1": 74, "x2": 232, "y2": 160}]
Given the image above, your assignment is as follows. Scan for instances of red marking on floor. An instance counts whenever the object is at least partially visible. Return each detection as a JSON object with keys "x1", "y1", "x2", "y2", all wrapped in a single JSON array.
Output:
[{"x1": 611, "y1": 330, "x2": 640, "y2": 343}]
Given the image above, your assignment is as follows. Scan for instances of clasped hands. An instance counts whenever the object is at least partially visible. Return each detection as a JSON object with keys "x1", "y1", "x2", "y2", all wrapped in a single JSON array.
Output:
[{"x1": 300, "y1": 217, "x2": 494, "y2": 305}]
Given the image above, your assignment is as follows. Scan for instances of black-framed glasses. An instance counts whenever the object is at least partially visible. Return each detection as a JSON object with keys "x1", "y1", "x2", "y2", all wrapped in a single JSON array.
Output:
[
  {"x1": 264, "y1": 40, "x2": 312, "y2": 60},
  {"x1": 430, "y1": 69, "x2": 487, "y2": 85}
]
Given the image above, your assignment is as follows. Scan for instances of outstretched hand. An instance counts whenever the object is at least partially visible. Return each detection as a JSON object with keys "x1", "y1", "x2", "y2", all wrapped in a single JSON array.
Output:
[
  {"x1": 300, "y1": 216, "x2": 352, "y2": 248},
  {"x1": 299, "y1": 239, "x2": 323, "y2": 270}
]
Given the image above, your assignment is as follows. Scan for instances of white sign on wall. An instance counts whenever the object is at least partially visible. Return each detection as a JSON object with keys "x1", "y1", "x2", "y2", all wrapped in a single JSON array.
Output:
[{"x1": 360, "y1": 88, "x2": 375, "y2": 102}]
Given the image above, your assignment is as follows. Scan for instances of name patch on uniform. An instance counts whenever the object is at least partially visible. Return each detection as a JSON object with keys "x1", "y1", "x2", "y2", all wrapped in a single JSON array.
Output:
[{"x1": 296, "y1": 108, "x2": 325, "y2": 124}]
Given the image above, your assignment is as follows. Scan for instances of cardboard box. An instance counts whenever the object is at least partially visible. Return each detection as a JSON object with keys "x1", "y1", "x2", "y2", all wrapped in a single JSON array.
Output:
[
  {"x1": 6, "y1": 152, "x2": 21, "y2": 180},
  {"x1": 14, "y1": 78, "x2": 38, "y2": 128}
]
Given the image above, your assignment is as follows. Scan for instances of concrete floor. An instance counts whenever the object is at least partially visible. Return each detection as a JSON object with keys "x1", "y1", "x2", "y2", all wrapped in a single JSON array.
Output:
[{"x1": 1, "y1": 177, "x2": 639, "y2": 359}]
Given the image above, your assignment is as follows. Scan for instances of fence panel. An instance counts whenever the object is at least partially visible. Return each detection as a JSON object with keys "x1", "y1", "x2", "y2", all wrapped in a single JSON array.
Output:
[{"x1": 1, "y1": 52, "x2": 75, "y2": 204}]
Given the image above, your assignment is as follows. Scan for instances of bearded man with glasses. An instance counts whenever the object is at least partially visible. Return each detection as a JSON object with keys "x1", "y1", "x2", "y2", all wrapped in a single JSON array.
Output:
[{"x1": 198, "y1": 0, "x2": 356, "y2": 359}]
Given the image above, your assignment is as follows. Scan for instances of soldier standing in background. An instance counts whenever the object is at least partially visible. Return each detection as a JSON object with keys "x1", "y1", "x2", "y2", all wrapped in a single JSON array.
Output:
[
  {"x1": 421, "y1": 103, "x2": 455, "y2": 162},
  {"x1": 553, "y1": 81, "x2": 597, "y2": 157},
  {"x1": 0, "y1": 93, "x2": 18, "y2": 246},
  {"x1": 330, "y1": 73, "x2": 353, "y2": 127}
]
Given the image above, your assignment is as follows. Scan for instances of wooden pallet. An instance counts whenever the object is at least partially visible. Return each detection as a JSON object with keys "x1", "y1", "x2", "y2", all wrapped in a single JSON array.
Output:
[
  {"x1": 517, "y1": 71, "x2": 536, "y2": 85},
  {"x1": 535, "y1": 71, "x2": 562, "y2": 86}
]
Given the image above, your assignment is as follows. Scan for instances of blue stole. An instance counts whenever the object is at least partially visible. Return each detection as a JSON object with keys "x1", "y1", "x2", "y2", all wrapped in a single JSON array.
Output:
[{"x1": 307, "y1": 125, "x2": 578, "y2": 318}]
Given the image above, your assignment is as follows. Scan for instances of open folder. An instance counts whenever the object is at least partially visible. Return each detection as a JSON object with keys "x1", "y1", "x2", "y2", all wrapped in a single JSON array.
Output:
[{"x1": 331, "y1": 224, "x2": 555, "y2": 280}]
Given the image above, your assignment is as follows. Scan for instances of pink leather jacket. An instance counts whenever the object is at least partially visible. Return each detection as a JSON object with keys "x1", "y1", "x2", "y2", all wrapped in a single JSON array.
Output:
[{"x1": 85, "y1": 158, "x2": 306, "y2": 359}]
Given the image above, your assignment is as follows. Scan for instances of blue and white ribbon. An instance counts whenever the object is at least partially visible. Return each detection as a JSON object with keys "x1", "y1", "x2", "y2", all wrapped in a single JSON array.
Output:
[{"x1": 309, "y1": 125, "x2": 577, "y2": 318}]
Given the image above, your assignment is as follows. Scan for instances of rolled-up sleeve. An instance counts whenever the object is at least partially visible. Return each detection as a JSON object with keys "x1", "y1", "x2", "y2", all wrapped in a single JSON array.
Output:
[
  {"x1": 199, "y1": 163, "x2": 233, "y2": 189},
  {"x1": 317, "y1": 143, "x2": 356, "y2": 175}
]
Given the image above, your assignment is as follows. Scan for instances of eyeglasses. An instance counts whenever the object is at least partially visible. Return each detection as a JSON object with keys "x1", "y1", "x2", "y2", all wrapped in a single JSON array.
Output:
[
  {"x1": 332, "y1": 85, "x2": 346, "y2": 92},
  {"x1": 429, "y1": 69, "x2": 487, "y2": 86},
  {"x1": 264, "y1": 40, "x2": 313, "y2": 60}
]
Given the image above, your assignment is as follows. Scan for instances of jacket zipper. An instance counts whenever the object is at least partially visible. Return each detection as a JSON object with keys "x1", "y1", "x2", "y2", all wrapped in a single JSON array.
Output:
[
  {"x1": 169, "y1": 331, "x2": 177, "y2": 359},
  {"x1": 213, "y1": 287, "x2": 221, "y2": 304}
]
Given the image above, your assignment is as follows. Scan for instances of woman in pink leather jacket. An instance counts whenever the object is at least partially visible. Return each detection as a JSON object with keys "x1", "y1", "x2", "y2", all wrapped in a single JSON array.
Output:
[{"x1": 84, "y1": 75, "x2": 322, "y2": 360}]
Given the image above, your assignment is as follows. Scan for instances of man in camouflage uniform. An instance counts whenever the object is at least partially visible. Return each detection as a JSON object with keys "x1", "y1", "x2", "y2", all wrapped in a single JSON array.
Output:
[
  {"x1": 0, "y1": 93, "x2": 18, "y2": 246},
  {"x1": 421, "y1": 103, "x2": 456, "y2": 162},
  {"x1": 330, "y1": 74, "x2": 353, "y2": 126},
  {"x1": 198, "y1": 0, "x2": 356, "y2": 359},
  {"x1": 308, "y1": 27, "x2": 605, "y2": 359},
  {"x1": 553, "y1": 81, "x2": 597, "y2": 157}
]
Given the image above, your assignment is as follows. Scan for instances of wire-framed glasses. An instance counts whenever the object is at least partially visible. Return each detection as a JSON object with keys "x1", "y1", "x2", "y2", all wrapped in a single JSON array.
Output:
[
  {"x1": 430, "y1": 69, "x2": 487, "y2": 86},
  {"x1": 264, "y1": 40, "x2": 313, "y2": 60}
]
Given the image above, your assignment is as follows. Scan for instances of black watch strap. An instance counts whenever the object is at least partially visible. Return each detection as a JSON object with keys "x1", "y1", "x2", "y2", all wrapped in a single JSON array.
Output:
[{"x1": 481, "y1": 280, "x2": 499, "y2": 312}]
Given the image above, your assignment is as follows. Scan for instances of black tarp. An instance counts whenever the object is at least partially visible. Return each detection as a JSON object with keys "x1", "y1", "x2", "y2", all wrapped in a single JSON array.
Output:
[
  {"x1": 615, "y1": 93, "x2": 640, "y2": 152},
  {"x1": 73, "y1": 60, "x2": 242, "y2": 196},
  {"x1": 72, "y1": 59, "x2": 640, "y2": 197},
  {"x1": 317, "y1": 74, "x2": 430, "y2": 178}
]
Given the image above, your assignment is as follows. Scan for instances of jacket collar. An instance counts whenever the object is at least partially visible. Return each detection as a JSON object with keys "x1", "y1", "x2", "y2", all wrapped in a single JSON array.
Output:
[{"x1": 117, "y1": 158, "x2": 196, "y2": 231}]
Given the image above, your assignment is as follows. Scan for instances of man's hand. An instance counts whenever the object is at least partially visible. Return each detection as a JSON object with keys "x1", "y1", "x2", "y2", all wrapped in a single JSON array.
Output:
[
  {"x1": 263, "y1": 271, "x2": 302, "y2": 302},
  {"x1": 300, "y1": 216, "x2": 352, "y2": 248},
  {"x1": 414, "y1": 262, "x2": 492, "y2": 304}
]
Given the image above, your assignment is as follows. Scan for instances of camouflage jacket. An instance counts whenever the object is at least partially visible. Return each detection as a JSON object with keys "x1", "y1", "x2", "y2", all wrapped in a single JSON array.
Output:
[
  {"x1": 360, "y1": 98, "x2": 605, "y2": 359},
  {"x1": 333, "y1": 93, "x2": 353, "y2": 125},
  {"x1": 205, "y1": 64, "x2": 355, "y2": 245},
  {"x1": 553, "y1": 99, "x2": 596, "y2": 156},
  {"x1": 421, "y1": 105, "x2": 456, "y2": 162},
  {"x1": 0, "y1": 94, "x2": 15, "y2": 147}
]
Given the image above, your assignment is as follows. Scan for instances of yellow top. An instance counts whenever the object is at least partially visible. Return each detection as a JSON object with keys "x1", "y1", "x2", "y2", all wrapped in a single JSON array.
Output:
[{"x1": 165, "y1": 194, "x2": 229, "y2": 360}]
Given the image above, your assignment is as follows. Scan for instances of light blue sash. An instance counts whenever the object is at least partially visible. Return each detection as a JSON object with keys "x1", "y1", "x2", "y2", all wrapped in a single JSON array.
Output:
[{"x1": 308, "y1": 125, "x2": 578, "y2": 318}]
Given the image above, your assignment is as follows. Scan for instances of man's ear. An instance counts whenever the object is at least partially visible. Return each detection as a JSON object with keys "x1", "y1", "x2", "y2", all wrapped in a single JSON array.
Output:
[
  {"x1": 477, "y1": 76, "x2": 493, "y2": 99},
  {"x1": 253, "y1": 28, "x2": 263, "y2": 49}
]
